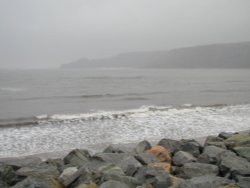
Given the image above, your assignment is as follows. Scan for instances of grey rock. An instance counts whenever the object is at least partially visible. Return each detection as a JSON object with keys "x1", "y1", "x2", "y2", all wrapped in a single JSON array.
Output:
[
  {"x1": 10, "y1": 176, "x2": 61, "y2": 188},
  {"x1": 235, "y1": 175, "x2": 250, "y2": 188},
  {"x1": 63, "y1": 149, "x2": 90, "y2": 167},
  {"x1": 15, "y1": 163, "x2": 60, "y2": 178},
  {"x1": 218, "y1": 151, "x2": 250, "y2": 176},
  {"x1": 58, "y1": 167, "x2": 78, "y2": 187},
  {"x1": 135, "y1": 153, "x2": 159, "y2": 165},
  {"x1": 219, "y1": 132, "x2": 235, "y2": 139},
  {"x1": 179, "y1": 139, "x2": 201, "y2": 157},
  {"x1": 147, "y1": 171, "x2": 171, "y2": 188},
  {"x1": 198, "y1": 145, "x2": 226, "y2": 164},
  {"x1": 233, "y1": 147, "x2": 250, "y2": 161},
  {"x1": 45, "y1": 158, "x2": 64, "y2": 173},
  {"x1": 178, "y1": 175, "x2": 234, "y2": 188},
  {"x1": 173, "y1": 151, "x2": 197, "y2": 166},
  {"x1": 205, "y1": 136, "x2": 226, "y2": 149},
  {"x1": 224, "y1": 134, "x2": 250, "y2": 149},
  {"x1": 158, "y1": 139, "x2": 181, "y2": 154},
  {"x1": 100, "y1": 180, "x2": 130, "y2": 188},
  {"x1": 103, "y1": 145, "x2": 125, "y2": 153},
  {"x1": 94, "y1": 153, "x2": 142, "y2": 176},
  {"x1": 179, "y1": 162, "x2": 218, "y2": 178},
  {"x1": 99, "y1": 164, "x2": 142, "y2": 188},
  {"x1": 134, "y1": 141, "x2": 152, "y2": 154},
  {"x1": 0, "y1": 164, "x2": 23, "y2": 186}
]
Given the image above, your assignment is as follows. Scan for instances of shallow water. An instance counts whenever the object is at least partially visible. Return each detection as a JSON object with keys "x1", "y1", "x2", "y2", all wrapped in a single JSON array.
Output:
[{"x1": 0, "y1": 69, "x2": 250, "y2": 157}]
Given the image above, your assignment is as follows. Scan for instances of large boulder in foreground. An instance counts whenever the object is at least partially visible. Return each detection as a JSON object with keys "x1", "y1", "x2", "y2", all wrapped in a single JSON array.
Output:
[
  {"x1": 63, "y1": 149, "x2": 90, "y2": 167},
  {"x1": 173, "y1": 151, "x2": 197, "y2": 166},
  {"x1": 178, "y1": 162, "x2": 219, "y2": 178},
  {"x1": 224, "y1": 134, "x2": 250, "y2": 149},
  {"x1": 178, "y1": 175, "x2": 234, "y2": 188},
  {"x1": 198, "y1": 145, "x2": 226, "y2": 164},
  {"x1": 233, "y1": 147, "x2": 250, "y2": 161}
]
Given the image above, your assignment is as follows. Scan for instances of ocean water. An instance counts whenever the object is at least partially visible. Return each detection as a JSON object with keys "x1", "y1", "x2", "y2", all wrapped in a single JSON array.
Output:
[{"x1": 0, "y1": 69, "x2": 250, "y2": 157}]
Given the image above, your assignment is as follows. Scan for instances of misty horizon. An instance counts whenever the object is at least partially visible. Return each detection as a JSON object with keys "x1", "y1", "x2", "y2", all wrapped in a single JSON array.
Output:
[{"x1": 0, "y1": 0, "x2": 250, "y2": 69}]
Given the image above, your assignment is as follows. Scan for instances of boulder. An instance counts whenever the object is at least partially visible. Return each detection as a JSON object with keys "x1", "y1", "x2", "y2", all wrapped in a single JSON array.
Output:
[
  {"x1": 10, "y1": 176, "x2": 63, "y2": 188},
  {"x1": 58, "y1": 167, "x2": 78, "y2": 187},
  {"x1": 198, "y1": 145, "x2": 226, "y2": 164},
  {"x1": 98, "y1": 164, "x2": 142, "y2": 188},
  {"x1": 218, "y1": 132, "x2": 235, "y2": 140},
  {"x1": 146, "y1": 146, "x2": 171, "y2": 162},
  {"x1": 99, "y1": 180, "x2": 130, "y2": 188},
  {"x1": 135, "y1": 153, "x2": 159, "y2": 165},
  {"x1": 178, "y1": 162, "x2": 218, "y2": 178},
  {"x1": 158, "y1": 139, "x2": 181, "y2": 154},
  {"x1": 233, "y1": 147, "x2": 250, "y2": 161},
  {"x1": 147, "y1": 171, "x2": 171, "y2": 188},
  {"x1": 103, "y1": 145, "x2": 125, "y2": 154},
  {"x1": 15, "y1": 163, "x2": 60, "y2": 178},
  {"x1": 179, "y1": 139, "x2": 201, "y2": 157},
  {"x1": 0, "y1": 164, "x2": 23, "y2": 186},
  {"x1": 217, "y1": 185, "x2": 240, "y2": 188},
  {"x1": 63, "y1": 149, "x2": 90, "y2": 167},
  {"x1": 45, "y1": 158, "x2": 64, "y2": 173},
  {"x1": 148, "y1": 162, "x2": 172, "y2": 173},
  {"x1": 218, "y1": 151, "x2": 250, "y2": 176},
  {"x1": 235, "y1": 175, "x2": 250, "y2": 188},
  {"x1": 93, "y1": 153, "x2": 142, "y2": 176},
  {"x1": 75, "y1": 182, "x2": 98, "y2": 188},
  {"x1": 134, "y1": 141, "x2": 152, "y2": 154},
  {"x1": 173, "y1": 151, "x2": 197, "y2": 166},
  {"x1": 224, "y1": 134, "x2": 250, "y2": 149},
  {"x1": 178, "y1": 175, "x2": 234, "y2": 188},
  {"x1": 169, "y1": 175, "x2": 185, "y2": 188},
  {"x1": 205, "y1": 136, "x2": 226, "y2": 149}
]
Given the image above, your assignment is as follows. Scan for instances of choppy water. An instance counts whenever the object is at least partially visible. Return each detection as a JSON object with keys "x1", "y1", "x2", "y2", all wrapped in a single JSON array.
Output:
[{"x1": 0, "y1": 69, "x2": 250, "y2": 157}]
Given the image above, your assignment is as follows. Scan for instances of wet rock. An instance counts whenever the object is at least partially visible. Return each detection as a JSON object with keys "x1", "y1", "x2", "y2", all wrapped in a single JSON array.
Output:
[
  {"x1": 219, "y1": 132, "x2": 235, "y2": 140},
  {"x1": 205, "y1": 136, "x2": 226, "y2": 149},
  {"x1": 148, "y1": 162, "x2": 172, "y2": 173},
  {"x1": 169, "y1": 175, "x2": 185, "y2": 188},
  {"x1": 147, "y1": 171, "x2": 171, "y2": 188},
  {"x1": 134, "y1": 141, "x2": 152, "y2": 154},
  {"x1": 75, "y1": 182, "x2": 98, "y2": 188},
  {"x1": 94, "y1": 153, "x2": 142, "y2": 176},
  {"x1": 217, "y1": 184, "x2": 240, "y2": 188},
  {"x1": 103, "y1": 145, "x2": 125, "y2": 153},
  {"x1": 158, "y1": 139, "x2": 181, "y2": 154},
  {"x1": 179, "y1": 139, "x2": 201, "y2": 157},
  {"x1": 178, "y1": 162, "x2": 218, "y2": 178},
  {"x1": 235, "y1": 175, "x2": 250, "y2": 188},
  {"x1": 233, "y1": 147, "x2": 250, "y2": 161},
  {"x1": 45, "y1": 158, "x2": 64, "y2": 173},
  {"x1": 198, "y1": 145, "x2": 226, "y2": 164},
  {"x1": 58, "y1": 167, "x2": 78, "y2": 187},
  {"x1": 99, "y1": 180, "x2": 130, "y2": 188},
  {"x1": 135, "y1": 153, "x2": 159, "y2": 165},
  {"x1": 15, "y1": 163, "x2": 60, "y2": 178},
  {"x1": 63, "y1": 149, "x2": 90, "y2": 167},
  {"x1": 218, "y1": 150, "x2": 250, "y2": 176},
  {"x1": 146, "y1": 146, "x2": 171, "y2": 162},
  {"x1": 178, "y1": 175, "x2": 234, "y2": 188},
  {"x1": 10, "y1": 176, "x2": 63, "y2": 188},
  {"x1": 0, "y1": 164, "x2": 23, "y2": 186},
  {"x1": 224, "y1": 134, "x2": 250, "y2": 149},
  {"x1": 173, "y1": 151, "x2": 197, "y2": 166}
]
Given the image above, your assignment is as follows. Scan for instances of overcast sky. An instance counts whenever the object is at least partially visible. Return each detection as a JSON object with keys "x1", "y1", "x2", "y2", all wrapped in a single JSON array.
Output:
[{"x1": 0, "y1": 0, "x2": 250, "y2": 69}]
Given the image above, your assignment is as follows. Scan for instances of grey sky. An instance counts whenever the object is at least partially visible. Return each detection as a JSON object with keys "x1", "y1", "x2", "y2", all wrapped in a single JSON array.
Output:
[{"x1": 0, "y1": 0, "x2": 250, "y2": 69}]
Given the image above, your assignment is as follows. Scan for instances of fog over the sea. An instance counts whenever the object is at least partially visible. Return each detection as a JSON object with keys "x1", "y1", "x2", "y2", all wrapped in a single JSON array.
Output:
[{"x1": 0, "y1": 0, "x2": 250, "y2": 69}]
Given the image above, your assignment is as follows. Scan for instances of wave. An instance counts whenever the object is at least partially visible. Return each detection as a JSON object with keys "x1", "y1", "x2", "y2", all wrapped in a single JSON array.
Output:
[
  {"x1": 1, "y1": 103, "x2": 249, "y2": 128},
  {"x1": 0, "y1": 87, "x2": 26, "y2": 93}
]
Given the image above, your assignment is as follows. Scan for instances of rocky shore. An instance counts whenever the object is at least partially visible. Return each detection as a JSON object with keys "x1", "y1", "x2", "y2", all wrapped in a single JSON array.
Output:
[{"x1": 1, "y1": 132, "x2": 250, "y2": 188}]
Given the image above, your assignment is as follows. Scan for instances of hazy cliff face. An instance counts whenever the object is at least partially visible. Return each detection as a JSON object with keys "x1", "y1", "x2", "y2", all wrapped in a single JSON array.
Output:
[{"x1": 0, "y1": 0, "x2": 250, "y2": 69}]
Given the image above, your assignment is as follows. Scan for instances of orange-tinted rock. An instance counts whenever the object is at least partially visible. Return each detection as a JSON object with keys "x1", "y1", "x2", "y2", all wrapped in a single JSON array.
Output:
[
  {"x1": 146, "y1": 146, "x2": 171, "y2": 162},
  {"x1": 149, "y1": 162, "x2": 172, "y2": 173}
]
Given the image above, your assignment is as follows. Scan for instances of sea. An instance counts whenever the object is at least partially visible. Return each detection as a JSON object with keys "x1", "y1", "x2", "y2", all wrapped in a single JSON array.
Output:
[{"x1": 0, "y1": 68, "x2": 250, "y2": 158}]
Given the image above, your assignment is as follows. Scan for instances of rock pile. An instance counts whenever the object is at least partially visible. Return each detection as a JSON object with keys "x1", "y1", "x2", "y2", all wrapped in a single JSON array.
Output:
[{"x1": 1, "y1": 132, "x2": 250, "y2": 188}]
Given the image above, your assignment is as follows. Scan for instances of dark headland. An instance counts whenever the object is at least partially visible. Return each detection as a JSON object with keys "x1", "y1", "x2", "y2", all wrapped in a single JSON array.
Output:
[
  {"x1": 61, "y1": 41, "x2": 250, "y2": 69},
  {"x1": 1, "y1": 131, "x2": 250, "y2": 187}
]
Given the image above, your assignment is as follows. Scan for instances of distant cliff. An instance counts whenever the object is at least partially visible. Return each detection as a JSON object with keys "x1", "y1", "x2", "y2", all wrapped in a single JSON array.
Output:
[{"x1": 61, "y1": 42, "x2": 250, "y2": 69}]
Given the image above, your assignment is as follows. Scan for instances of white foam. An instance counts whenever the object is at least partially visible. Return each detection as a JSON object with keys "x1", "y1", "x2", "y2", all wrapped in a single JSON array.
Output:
[
  {"x1": 1, "y1": 104, "x2": 250, "y2": 158},
  {"x1": 0, "y1": 87, "x2": 26, "y2": 92}
]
